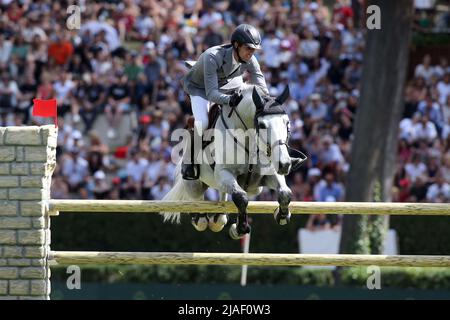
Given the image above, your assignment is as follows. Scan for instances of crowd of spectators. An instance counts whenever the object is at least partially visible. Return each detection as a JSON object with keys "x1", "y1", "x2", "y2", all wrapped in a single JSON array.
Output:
[{"x1": 0, "y1": 0, "x2": 449, "y2": 216}]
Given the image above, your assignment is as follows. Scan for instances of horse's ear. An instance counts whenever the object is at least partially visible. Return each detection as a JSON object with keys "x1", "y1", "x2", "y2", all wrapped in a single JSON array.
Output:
[
  {"x1": 275, "y1": 86, "x2": 290, "y2": 105},
  {"x1": 252, "y1": 87, "x2": 265, "y2": 110}
]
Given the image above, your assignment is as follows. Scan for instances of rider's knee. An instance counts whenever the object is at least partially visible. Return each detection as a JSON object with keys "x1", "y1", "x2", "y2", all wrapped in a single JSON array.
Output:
[{"x1": 194, "y1": 119, "x2": 208, "y2": 132}]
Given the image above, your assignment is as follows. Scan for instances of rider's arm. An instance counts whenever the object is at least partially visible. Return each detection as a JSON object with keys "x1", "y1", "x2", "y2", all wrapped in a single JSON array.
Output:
[
  {"x1": 246, "y1": 56, "x2": 269, "y2": 96},
  {"x1": 203, "y1": 54, "x2": 232, "y2": 105}
]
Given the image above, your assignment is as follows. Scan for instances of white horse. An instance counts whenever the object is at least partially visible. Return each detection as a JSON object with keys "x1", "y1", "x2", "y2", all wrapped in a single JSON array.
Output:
[{"x1": 161, "y1": 83, "x2": 306, "y2": 239}]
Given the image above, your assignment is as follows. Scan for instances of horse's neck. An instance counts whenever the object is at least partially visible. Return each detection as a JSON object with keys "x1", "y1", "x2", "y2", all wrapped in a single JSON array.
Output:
[{"x1": 222, "y1": 88, "x2": 256, "y2": 130}]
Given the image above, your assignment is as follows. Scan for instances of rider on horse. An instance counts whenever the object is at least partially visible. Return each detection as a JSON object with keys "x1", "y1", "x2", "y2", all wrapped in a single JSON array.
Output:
[{"x1": 180, "y1": 24, "x2": 269, "y2": 180}]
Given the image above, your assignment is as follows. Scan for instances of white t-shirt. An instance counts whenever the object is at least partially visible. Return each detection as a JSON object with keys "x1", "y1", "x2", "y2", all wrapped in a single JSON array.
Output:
[
  {"x1": 199, "y1": 12, "x2": 223, "y2": 29},
  {"x1": 442, "y1": 123, "x2": 450, "y2": 140},
  {"x1": 262, "y1": 37, "x2": 281, "y2": 68},
  {"x1": 414, "y1": 0, "x2": 436, "y2": 9},
  {"x1": 62, "y1": 156, "x2": 89, "y2": 186},
  {"x1": 426, "y1": 183, "x2": 450, "y2": 201},
  {"x1": 319, "y1": 144, "x2": 344, "y2": 166},
  {"x1": 135, "y1": 16, "x2": 155, "y2": 37},
  {"x1": 306, "y1": 102, "x2": 328, "y2": 121},
  {"x1": 53, "y1": 80, "x2": 75, "y2": 103},
  {"x1": 399, "y1": 118, "x2": 415, "y2": 143},
  {"x1": 126, "y1": 158, "x2": 149, "y2": 183},
  {"x1": 437, "y1": 81, "x2": 450, "y2": 105},
  {"x1": 412, "y1": 121, "x2": 437, "y2": 142},
  {"x1": 147, "y1": 121, "x2": 170, "y2": 138},
  {"x1": 299, "y1": 39, "x2": 320, "y2": 59},
  {"x1": 405, "y1": 162, "x2": 427, "y2": 182},
  {"x1": 151, "y1": 183, "x2": 171, "y2": 200},
  {"x1": 414, "y1": 64, "x2": 435, "y2": 83},
  {"x1": 145, "y1": 160, "x2": 163, "y2": 184},
  {"x1": 0, "y1": 40, "x2": 12, "y2": 64}
]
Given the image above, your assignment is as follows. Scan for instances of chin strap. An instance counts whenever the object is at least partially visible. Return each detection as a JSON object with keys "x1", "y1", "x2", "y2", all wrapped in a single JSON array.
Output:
[{"x1": 234, "y1": 44, "x2": 247, "y2": 64}]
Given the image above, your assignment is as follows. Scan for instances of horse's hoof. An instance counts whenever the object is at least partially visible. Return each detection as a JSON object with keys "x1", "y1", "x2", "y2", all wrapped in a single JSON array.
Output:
[
  {"x1": 208, "y1": 214, "x2": 228, "y2": 232},
  {"x1": 242, "y1": 224, "x2": 251, "y2": 235},
  {"x1": 229, "y1": 223, "x2": 245, "y2": 240},
  {"x1": 191, "y1": 214, "x2": 208, "y2": 232},
  {"x1": 236, "y1": 222, "x2": 251, "y2": 237},
  {"x1": 274, "y1": 207, "x2": 291, "y2": 226}
]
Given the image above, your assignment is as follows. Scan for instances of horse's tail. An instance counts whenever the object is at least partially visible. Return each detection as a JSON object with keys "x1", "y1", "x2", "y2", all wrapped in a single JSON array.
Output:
[{"x1": 160, "y1": 164, "x2": 188, "y2": 224}]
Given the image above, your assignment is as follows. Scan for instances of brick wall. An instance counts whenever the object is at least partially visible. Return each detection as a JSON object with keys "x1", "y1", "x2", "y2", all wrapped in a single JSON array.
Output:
[{"x1": 0, "y1": 126, "x2": 57, "y2": 300}]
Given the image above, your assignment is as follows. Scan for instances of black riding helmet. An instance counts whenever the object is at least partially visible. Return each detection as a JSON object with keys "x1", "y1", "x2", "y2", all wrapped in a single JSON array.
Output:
[{"x1": 231, "y1": 24, "x2": 262, "y2": 50}]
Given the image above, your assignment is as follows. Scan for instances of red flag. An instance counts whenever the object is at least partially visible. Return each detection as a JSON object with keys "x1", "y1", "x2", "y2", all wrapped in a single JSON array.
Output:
[{"x1": 32, "y1": 99, "x2": 58, "y2": 128}]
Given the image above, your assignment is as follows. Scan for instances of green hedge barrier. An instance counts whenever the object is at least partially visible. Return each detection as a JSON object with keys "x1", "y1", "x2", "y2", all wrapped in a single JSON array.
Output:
[
  {"x1": 50, "y1": 264, "x2": 450, "y2": 290},
  {"x1": 51, "y1": 213, "x2": 450, "y2": 255}
]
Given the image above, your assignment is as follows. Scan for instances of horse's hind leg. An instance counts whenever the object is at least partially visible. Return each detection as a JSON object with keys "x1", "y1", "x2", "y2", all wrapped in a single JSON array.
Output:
[
  {"x1": 208, "y1": 192, "x2": 229, "y2": 232},
  {"x1": 215, "y1": 169, "x2": 250, "y2": 239}
]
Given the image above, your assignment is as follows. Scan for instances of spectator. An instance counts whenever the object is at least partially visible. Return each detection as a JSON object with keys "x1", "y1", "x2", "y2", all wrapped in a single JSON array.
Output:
[
  {"x1": 437, "y1": 73, "x2": 450, "y2": 105},
  {"x1": 48, "y1": 32, "x2": 74, "y2": 66},
  {"x1": 262, "y1": 29, "x2": 281, "y2": 72},
  {"x1": 409, "y1": 175, "x2": 429, "y2": 202},
  {"x1": 405, "y1": 153, "x2": 428, "y2": 183},
  {"x1": 426, "y1": 171, "x2": 450, "y2": 202},
  {"x1": 305, "y1": 93, "x2": 328, "y2": 123},
  {"x1": 92, "y1": 170, "x2": 111, "y2": 200},
  {"x1": 317, "y1": 172, "x2": 344, "y2": 202},
  {"x1": 61, "y1": 148, "x2": 89, "y2": 199},
  {"x1": 0, "y1": 34, "x2": 13, "y2": 66},
  {"x1": 105, "y1": 73, "x2": 131, "y2": 138},
  {"x1": 150, "y1": 176, "x2": 171, "y2": 200},
  {"x1": 317, "y1": 135, "x2": 345, "y2": 170},
  {"x1": 298, "y1": 29, "x2": 320, "y2": 63},
  {"x1": 306, "y1": 214, "x2": 332, "y2": 231},
  {"x1": 418, "y1": 94, "x2": 444, "y2": 130},
  {"x1": 414, "y1": 54, "x2": 435, "y2": 84},
  {"x1": 0, "y1": 73, "x2": 19, "y2": 112},
  {"x1": 412, "y1": 115, "x2": 438, "y2": 143},
  {"x1": 50, "y1": 175, "x2": 69, "y2": 199},
  {"x1": 74, "y1": 73, "x2": 105, "y2": 133},
  {"x1": 125, "y1": 149, "x2": 148, "y2": 199},
  {"x1": 53, "y1": 70, "x2": 75, "y2": 118}
]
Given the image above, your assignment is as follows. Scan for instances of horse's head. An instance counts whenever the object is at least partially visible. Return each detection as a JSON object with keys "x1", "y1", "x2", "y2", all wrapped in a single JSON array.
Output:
[{"x1": 252, "y1": 86, "x2": 292, "y2": 175}]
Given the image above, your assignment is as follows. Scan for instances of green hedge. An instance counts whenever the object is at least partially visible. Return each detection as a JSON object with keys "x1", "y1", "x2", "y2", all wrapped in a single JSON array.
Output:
[
  {"x1": 51, "y1": 264, "x2": 450, "y2": 290},
  {"x1": 50, "y1": 212, "x2": 450, "y2": 290},
  {"x1": 390, "y1": 215, "x2": 450, "y2": 255},
  {"x1": 50, "y1": 213, "x2": 308, "y2": 253},
  {"x1": 412, "y1": 32, "x2": 450, "y2": 46},
  {"x1": 51, "y1": 213, "x2": 450, "y2": 255},
  {"x1": 340, "y1": 267, "x2": 450, "y2": 290}
]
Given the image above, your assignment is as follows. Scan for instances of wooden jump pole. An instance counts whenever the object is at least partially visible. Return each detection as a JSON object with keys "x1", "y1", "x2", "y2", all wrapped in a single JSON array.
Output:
[
  {"x1": 49, "y1": 251, "x2": 450, "y2": 267},
  {"x1": 47, "y1": 200, "x2": 450, "y2": 216}
]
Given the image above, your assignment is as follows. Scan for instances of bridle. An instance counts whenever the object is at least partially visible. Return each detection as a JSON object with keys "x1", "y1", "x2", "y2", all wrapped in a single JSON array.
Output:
[{"x1": 220, "y1": 88, "x2": 307, "y2": 171}]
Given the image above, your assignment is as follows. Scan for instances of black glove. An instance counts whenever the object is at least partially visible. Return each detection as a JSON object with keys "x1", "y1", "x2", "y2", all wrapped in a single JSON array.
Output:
[{"x1": 229, "y1": 91, "x2": 243, "y2": 107}]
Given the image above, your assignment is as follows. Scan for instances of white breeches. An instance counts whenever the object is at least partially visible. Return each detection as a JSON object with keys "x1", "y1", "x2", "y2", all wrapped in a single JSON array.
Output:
[{"x1": 190, "y1": 95, "x2": 210, "y2": 132}]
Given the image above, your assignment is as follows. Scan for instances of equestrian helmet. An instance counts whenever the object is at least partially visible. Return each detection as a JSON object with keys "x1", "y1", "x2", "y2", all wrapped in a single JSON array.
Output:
[{"x1": 231, "y1": 24, "x2": 262, "y2": 50}]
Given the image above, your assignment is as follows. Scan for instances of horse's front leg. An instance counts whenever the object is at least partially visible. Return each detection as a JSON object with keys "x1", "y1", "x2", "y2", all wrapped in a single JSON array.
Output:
[
  {"x1": 264, "y1": 174, "x2": 292, "y2": 225},
  {"x1": 215, "y1": 168, "x2": 250, "y2": 239},
  {"x1": 208, "y1": 192, "x2": 229, "y2": 232}
]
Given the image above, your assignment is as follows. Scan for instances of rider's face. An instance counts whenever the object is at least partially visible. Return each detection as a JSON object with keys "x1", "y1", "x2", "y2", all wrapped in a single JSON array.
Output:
[{"x1": 238, "y1": 44, "x2": 256, "y2": 62}]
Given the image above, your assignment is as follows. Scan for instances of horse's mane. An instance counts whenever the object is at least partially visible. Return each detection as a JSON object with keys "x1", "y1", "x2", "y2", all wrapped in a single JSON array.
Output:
[
  {"x1": 240, "y1": 83, "x2": 267, "y2": 98},
  {"x1": 240, "y1": 83, "x2": 271, "y2": 104}
]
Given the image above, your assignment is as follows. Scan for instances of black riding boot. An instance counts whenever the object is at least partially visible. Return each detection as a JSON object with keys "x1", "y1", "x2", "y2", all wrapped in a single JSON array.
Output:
[{"x1": 181, "y1": 127, "x2": 200, "y2": 180}]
